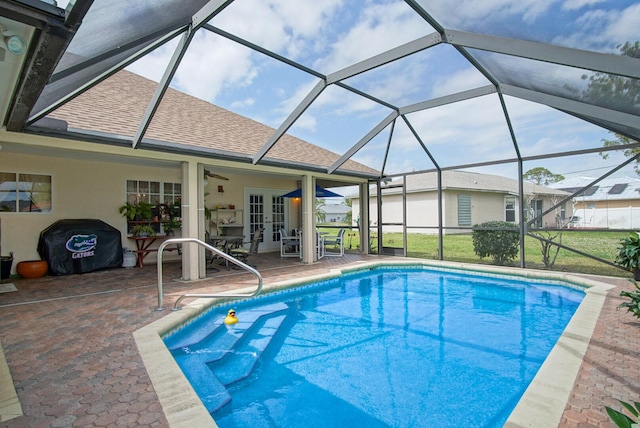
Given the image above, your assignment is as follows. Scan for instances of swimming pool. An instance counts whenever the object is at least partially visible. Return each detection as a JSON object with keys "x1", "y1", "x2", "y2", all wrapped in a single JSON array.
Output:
[{"x1": 160, "y1": 263, "x2": 588, "y2": 427}]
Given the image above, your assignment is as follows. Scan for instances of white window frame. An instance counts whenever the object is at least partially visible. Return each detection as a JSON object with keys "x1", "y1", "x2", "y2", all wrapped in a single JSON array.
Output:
[
  {"x1": 0, "y1": 172, "x2": 52, "y2": 213},
  {"x1": 505, "y1": 196, "x2": 516, "y2": 223},
  {"x1": 126, "y1": 180, "x2": 181, "y2": 206}
]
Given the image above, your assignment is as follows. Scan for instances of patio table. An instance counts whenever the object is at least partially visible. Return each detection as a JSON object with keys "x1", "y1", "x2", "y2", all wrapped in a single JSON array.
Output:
[{"x1": 127, "y1": 236, "x2": 179, "y2": 267}]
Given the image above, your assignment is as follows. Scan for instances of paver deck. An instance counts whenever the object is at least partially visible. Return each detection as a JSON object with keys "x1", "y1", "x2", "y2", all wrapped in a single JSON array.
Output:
[{"x1": 0, "y1": 252, "x2": 637, "y2": 427}]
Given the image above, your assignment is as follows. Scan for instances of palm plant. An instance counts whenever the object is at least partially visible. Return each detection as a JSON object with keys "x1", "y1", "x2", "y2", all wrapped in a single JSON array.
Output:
[
  {"x1": 315, "y1": 199, "x2": 326, "y2": 223},
  {"x1": 615, "y1": 231, "x2": 640, "y2": 280},
  {"x1": 606, "y1": 400, "x2": 640, "y2": 427}
]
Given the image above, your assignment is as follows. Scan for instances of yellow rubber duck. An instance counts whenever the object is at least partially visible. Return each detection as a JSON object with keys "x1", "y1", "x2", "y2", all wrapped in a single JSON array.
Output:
[{"x1": 224, "y1": 309, "x2": 238, "y2": 325}]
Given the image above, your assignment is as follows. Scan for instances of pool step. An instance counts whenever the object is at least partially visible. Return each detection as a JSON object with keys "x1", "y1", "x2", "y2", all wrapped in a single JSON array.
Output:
[
  {"x1": 166, "y1": 302, "x2": 288, "y2": 351},
  {"x1": 166, "y1": 303, "x2": 289, "y2": 413},
  {"x1": 210, "y1": 314, "x2": 286, "y2": 385}
]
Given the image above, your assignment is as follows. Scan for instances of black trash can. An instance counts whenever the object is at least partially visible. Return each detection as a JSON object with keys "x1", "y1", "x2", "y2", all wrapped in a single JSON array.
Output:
[{"x1": 1, "y1": 252, "x2": 13, "y2": 280}]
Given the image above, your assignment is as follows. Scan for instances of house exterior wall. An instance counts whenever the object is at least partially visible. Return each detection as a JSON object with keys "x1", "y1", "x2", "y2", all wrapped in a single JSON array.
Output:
[
  {"x1": 352, "y1": 188, "x2": 566, "y2": 235},
  {"x1": 573, "y1": 199, "x2": 640, "y2": 209},
  {"x1": 325, "y1": 213, "x2": 345, "y2": 222},
  {"x1": 0, "y1": 145, "x2": 336, "y2": 273}
]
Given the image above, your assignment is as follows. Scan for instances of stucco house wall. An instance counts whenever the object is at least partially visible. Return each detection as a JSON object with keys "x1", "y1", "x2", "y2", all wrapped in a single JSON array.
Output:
[
  {"x1": 0, "y1": 145, "x2": 308, "y2": 271},
  {"x1": 352, "y1": 172, "x2": 569, "y2": 235}
]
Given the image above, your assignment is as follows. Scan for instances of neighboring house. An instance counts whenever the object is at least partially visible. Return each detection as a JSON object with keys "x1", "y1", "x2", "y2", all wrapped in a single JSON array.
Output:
[
  {"x1": 551, "y1": 176, "x2": 640, "y2": 229},
  {"x1": 0, "y1": 70, "x2": 374, "y2": 274},
  {"x1": 321, "y1": 203, "x2": 351, "y2": 223},
  {"x1": 350, "y1": 170, "x2": 571, "y2": 234}
]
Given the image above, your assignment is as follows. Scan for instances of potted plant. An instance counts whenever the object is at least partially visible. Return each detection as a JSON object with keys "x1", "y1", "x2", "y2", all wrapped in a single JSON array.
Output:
[
  {"x1": 614, "y1": 231, "x2": 640, "y2": 280},
  {"x1": 162, "y1": 217, "x2": 182, "y2": 235},
  {"x1": 130, "y1": 224, "x2": 156, "y2": 237},
  {"x1": 119, "y1": 201, "x2": 153, "y2": 221}
]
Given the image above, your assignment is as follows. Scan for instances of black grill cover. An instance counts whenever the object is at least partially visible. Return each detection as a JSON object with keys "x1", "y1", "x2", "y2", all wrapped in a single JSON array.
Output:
[{"x1": 38, "y1": 219, "x2": 123, "y2": 276}]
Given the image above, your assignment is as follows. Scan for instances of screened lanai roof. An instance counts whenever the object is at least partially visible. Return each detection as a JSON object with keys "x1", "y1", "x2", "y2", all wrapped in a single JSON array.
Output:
[{"x1": 2, "y1": 0, "x2": 640, "y2": 179}]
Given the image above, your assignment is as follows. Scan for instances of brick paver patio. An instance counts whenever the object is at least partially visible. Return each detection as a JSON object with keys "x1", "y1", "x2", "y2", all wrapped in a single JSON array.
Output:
[{"x1": 0, "y1": 252, "x2": 637, "y2": 427}]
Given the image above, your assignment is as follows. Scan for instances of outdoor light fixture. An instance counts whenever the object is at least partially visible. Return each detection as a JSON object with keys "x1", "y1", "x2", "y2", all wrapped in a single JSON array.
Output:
[
  {"x1": 217, "y1": 185, "x2": 224, "y2": 194},
  {"x1": 0, "y1": 25, "x2": 26, "y2": 56},
  {"x1": 5, "y1": 34, "x2": 26, "y2": 55}
]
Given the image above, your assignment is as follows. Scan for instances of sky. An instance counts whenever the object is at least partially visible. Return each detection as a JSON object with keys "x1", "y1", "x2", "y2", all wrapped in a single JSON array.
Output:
[{"x1": 56, "y1": 0, "x2": 640, "y2": 182}]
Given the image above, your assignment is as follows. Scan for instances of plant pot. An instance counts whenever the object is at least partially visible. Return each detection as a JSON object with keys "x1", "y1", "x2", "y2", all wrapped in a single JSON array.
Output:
[{"x1": 16, "y1": 260, "x2": 48, "y2": 279}]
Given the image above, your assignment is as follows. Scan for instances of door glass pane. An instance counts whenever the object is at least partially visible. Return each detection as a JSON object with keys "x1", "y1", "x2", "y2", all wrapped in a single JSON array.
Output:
[
  {"x1": 272, "y1": 196, "x2": 285, "y2": 242},
  {"x1": 249, "y1": 194, "x2": 264, "y2": 239}
]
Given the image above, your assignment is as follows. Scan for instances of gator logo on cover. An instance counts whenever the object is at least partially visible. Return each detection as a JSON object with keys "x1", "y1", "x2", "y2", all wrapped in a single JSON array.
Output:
[{"x1": 66, "y1": 234, "x2": 97, "y2": 259}]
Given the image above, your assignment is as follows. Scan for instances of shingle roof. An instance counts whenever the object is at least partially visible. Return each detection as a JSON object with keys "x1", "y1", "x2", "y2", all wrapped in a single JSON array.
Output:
[
  {"x1": 384, "y1": 170, "x2": 570, "y2": 196},
  {"x1": 551, "y1": 176, "x2": 640, "y2": 201},
  {"x1": 47, "y1": 70, "x2": 378, "y2": 176},
  {"x1": 322, "y1": 203, "x2": 350, "y2": 215}
]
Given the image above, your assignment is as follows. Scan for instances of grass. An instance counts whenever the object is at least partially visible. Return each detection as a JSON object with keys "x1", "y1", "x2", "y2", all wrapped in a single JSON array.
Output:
[{"x1": 318, "y1": 224, "x2": 630, "y2": 278}]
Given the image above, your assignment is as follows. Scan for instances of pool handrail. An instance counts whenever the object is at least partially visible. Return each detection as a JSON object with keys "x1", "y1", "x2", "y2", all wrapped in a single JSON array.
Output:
[{"x1": 156, "y1": 237, "x2": 263, "y2": 311}]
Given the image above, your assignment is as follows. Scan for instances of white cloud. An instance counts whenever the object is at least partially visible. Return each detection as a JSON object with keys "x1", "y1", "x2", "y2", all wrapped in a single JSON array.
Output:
[
  {"x1": 561, "y1": 0, "x2": 606, "y2": 11},
  {"x1": 212, "y1": 0, "x2": 343, "y2": 59},
  {"x1": 430, "y1": 67, "x2": 492, "y2": 98},
  {"x1": 127, "y1": 39, "x2": 180, "y2": 83},
  {"x1": 552, "y1": 3, "x2": 640, "y2": 51},
  {"x1": 317, "y1": 2, "x2": 430, "y2": 72},
  {"x1": 427, "y1": 0, "x2": 556, "y2": 26},
  {"x1": 231, "y1": 98, "x2": 255, "y2": 109}
]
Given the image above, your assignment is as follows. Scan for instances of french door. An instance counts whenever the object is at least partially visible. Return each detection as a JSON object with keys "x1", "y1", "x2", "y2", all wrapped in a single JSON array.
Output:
[{"x1": 245, "y1": 188, "x2": 287, "y2": 251}]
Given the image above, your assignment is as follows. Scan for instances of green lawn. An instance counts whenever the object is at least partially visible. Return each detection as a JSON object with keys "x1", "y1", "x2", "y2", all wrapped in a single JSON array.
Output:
[{"x1": 318, "y1": 225, "x2": 630, "y2": 278}]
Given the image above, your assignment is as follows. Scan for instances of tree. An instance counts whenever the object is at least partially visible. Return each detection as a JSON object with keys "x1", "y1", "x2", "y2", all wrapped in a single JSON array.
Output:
[
  {"x1": 601, "y1": 133, "x2": 640, "y2": 174},
  {"x1": 315, "y1": 199, "x2": 326, "y2": 223},
  {"x1": 523, "y1": 167, "x2": 564, "y2": 186},
  {"x1": 583, "y1": 41, "x2": 640, "y2": 173},
  {"x1": 344, "y1": 198, "x2": 352, "y2": 225}
]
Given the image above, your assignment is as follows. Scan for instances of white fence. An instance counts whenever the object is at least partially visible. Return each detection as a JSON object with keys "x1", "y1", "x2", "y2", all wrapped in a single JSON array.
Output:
[{"x1": 570, "y1": 207, "x2": 640, "y2": 229}]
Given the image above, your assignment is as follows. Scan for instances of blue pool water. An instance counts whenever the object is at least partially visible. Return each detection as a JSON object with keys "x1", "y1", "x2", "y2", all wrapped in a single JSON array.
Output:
[{"x1": 164, "y1": 266, "x2": 584, "y2": 427}]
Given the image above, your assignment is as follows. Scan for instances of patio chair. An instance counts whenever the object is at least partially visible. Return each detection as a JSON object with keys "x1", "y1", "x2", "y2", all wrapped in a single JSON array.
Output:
[
  {"x1": 280, "y1": 228, "x2": 301, "y2": 258},
  {"x1": 231, "y1": 227, "x2": 264, "y2": 266},
  {"x1": 323, "y1": 228, "x2": 345, "y2": 256},
  {"x1": 205, "y1": 231, "x2": 227, "y2": 271},
  {"x1": 316, "y1": 231, "x2": 325, "y2": 260}
]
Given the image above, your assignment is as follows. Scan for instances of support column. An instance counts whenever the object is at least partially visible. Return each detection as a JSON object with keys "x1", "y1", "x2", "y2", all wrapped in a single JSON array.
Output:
[
  {"x1": 180, "y1": 161, "x2": 202, "y2": 280},
  {"x1": 359, "y1": 182, "x2": 370, "y2": 254},
  {"x1": 301, "y1": 175, "x2": 315, "y2": 264}
]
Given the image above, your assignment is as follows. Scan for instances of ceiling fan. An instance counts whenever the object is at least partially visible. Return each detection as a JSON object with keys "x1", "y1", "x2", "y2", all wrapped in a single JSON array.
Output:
[{"x1": 204, "y1": 169, "x2": 229, "y2": 181}]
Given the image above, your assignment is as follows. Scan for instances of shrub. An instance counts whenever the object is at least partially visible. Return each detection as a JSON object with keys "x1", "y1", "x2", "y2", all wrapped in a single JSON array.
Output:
[
  {"x1": 472, "y1": 221, "x2": 519, "y2": 265},
  {"x1": 618, "y1": 280, "x2": 640, "y2": 319}
]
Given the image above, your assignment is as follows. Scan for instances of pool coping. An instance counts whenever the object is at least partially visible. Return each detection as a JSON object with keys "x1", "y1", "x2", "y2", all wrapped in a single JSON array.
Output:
[{"x1": 133, "y1": 259, "x2": 614, "y2": 427}]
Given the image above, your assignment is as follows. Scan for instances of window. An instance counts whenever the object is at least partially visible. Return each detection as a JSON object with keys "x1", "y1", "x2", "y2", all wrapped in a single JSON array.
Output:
[
  {"x1": 505, "y1": 196, "x2": 516, "y2": 222},
  {"x1": 0, "y1": 172, "x2": 52, "y2": 213},
  {"x1": 163, "y1": 182, "x2": 182, "y2": 205},
  {"x1": 458, "y1": 194, "x2": 472, "y2": 226},
  {"x1": 126, "y1": 180, "x2": 180, "y2": 205}
]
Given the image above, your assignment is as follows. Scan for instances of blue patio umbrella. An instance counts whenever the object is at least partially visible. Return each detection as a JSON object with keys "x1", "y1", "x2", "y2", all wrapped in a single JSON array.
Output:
[{"x1": 281, "y1": 184, "x2": 343, "y2": 198}]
